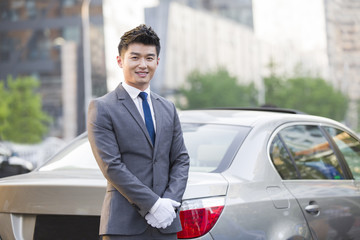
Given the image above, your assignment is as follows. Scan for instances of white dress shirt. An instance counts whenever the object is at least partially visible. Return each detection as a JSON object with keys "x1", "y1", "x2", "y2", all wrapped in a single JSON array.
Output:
[{"x1": 122, "y1": 82, "x2": 156, "y2": 132}]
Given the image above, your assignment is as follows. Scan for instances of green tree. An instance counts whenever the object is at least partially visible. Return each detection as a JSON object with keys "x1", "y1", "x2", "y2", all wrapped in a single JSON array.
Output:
[
  {"x1": 264, "y1": 75, "x2": 348, "y2": 121},
  {"x1": 0, "y1": 75, "x2": 52, "y2": 143},
  {"x1": 180, "y1": 68, "x2": 258, "y2": 109},
  {"x1": 0, "y1": 81, "x2": 10, "y2": 140}
]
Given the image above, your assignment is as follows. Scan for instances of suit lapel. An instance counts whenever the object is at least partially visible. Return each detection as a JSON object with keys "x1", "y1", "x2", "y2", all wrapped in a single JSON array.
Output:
[
  {"x1": 151, "y1": 93, "x2": 163, "y2": 152},
  {"x1": 115, "y1": 84, "x2": 154, "y2": 147}
]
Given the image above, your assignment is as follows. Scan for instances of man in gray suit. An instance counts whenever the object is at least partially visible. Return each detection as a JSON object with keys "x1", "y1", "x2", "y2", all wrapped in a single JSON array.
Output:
[{"x1": 87, "y1": 25, "x2": 190, "y2": 239}]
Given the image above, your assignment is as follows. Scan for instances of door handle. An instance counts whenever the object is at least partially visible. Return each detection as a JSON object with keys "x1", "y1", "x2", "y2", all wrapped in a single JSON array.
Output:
[{"x1": 305, "y1": 203, "x2": 320, "y2": 215}]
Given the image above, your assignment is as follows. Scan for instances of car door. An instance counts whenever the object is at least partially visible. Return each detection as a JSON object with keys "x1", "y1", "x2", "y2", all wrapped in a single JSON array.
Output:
[
  {"x1": 270, "y1": 123, "x2": 360, "y2": 240},
  {"x1": 323, "y1": 126, "x2": 360, "y2": 238}
]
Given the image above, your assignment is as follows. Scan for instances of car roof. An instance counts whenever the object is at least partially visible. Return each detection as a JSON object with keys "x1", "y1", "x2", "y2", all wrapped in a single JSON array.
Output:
[{"x1": 179, "y1": 108, "x2": 341, "y2": 128}]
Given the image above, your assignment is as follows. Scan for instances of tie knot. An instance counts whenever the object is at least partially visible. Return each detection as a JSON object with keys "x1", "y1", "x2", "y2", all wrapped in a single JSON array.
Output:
[{"x1": 139, "y1": 92, "x2": 148, "y2": 101}]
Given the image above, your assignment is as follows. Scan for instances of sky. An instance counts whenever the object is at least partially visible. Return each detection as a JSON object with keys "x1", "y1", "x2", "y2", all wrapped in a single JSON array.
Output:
[{"x1": 252, "y1": 0, "x2": 327, "y2": 52}]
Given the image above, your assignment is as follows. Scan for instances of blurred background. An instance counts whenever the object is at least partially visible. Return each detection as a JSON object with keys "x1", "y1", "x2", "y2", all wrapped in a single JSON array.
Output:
[{"x1": 0, "y1": 0, "x2": 359, "y2": 170}]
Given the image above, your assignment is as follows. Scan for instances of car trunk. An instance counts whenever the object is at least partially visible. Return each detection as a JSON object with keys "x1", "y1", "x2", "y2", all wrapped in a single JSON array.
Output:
[{"x1": 182, "y1": 172, "x2": 228, "y2": 200}]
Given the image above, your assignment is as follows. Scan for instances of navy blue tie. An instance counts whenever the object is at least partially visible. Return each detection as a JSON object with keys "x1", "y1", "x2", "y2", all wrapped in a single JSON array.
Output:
[{"x1": 139, "y1": 92, "x2": 155, "y2": 145}]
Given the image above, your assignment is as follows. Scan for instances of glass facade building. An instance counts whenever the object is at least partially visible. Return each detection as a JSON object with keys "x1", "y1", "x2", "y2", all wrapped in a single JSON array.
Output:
[{"x1": 0, "y1": 0, "x2": 107, "y2": 138}]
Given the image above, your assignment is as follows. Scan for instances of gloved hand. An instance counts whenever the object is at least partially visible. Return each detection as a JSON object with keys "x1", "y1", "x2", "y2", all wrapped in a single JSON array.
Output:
[
  {"x1": 145, "y1": 198, "x2": 180, "y2": 229},
  {"x1": 145, "y1": 212, "x2": 160, "y2": 228}
]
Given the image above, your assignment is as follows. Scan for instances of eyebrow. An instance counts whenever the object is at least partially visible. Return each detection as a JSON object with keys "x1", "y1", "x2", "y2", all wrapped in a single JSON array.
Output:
[{"x1": 130, "y1": 52, "x2": 156, "y2": 57}]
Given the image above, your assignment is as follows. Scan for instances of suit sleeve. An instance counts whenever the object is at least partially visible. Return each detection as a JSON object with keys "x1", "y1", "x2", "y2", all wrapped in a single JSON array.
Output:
[
  {"x1": 87, "y1": 99, "x2": 159, "y2": 217},
  {"x1": 162, "y1": 104, "x2": 190, "y2": 202}
]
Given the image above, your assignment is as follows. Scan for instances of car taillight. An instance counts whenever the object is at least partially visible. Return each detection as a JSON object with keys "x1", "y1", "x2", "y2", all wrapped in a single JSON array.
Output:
[{"x1": 177, "y1": 197, "x2": 225, "y2": 239}]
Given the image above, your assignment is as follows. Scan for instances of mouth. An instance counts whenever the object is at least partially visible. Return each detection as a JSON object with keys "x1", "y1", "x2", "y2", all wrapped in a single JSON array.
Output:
[{"x1": 136, "y1": 71, "x2": 148, "y2": 77}]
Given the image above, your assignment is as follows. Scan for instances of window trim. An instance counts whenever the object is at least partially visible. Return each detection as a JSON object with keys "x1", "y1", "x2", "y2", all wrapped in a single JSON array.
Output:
[
  {"x1": 320, "y1": 125, "x2": 358, "y2": 180},
  {"x1": 275, "y1": 133, "x2": 301, "y2": 179},
  {"x1": 214, "y1": 126, "x2": 251, "y2": 173}
]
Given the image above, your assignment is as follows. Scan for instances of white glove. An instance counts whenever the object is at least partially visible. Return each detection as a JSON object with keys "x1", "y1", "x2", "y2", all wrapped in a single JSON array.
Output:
[
  {"x1": 145, "y1": 198, "x2": 180, "y2": 229},
  {"x1": 145, "y1": 212, "x2": 160, "y2": 228}
]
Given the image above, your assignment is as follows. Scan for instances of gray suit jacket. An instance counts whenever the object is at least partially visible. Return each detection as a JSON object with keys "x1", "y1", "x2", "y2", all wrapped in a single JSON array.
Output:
[{"x1": 87, "y1": 84, "x2": 190, "y2": 235}]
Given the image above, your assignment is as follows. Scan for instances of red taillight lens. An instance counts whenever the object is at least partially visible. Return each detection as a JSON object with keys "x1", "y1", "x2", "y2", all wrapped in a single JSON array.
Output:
[{"x1": 177, "y1": 202, "x2": 224, "y2": 239}]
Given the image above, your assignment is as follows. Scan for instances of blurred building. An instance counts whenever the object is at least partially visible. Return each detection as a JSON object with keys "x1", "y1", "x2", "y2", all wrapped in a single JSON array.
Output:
[
  {"x1": 252, "y1": 0, "x2": 330, "y2": 78},
  {"x1": 145, "y1": 0, "x2": 328, "y2": 104},
  {"x1": 147, "y1": 2, "x2": 263, "y2": 93},
  {"x1": 147, "y1": 0, "x2": 359, "y2": 130},
  {"x1": 325, "y1": 0, "x2": 360, "y2": 129},
  {"x1": 172, "y1": 0, "x2": 254, "y2": 28},
  {"x1": 0, "y1": 0, "x2": 107, "y2": 141},
  {"x1": 253, "y1": 0, "x2": 360, "y2": 129},
  {"x1": 1, "y1": 0, "x2": 359, "y2": 139},
  {"x1": 146, "y1": 0, "x2": 257, "y2": 97}
]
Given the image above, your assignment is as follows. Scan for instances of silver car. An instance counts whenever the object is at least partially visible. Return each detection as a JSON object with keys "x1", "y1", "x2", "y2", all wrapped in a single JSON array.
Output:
[{"x1": 1, "y1": 108, "x2": 360, "y2": 240}]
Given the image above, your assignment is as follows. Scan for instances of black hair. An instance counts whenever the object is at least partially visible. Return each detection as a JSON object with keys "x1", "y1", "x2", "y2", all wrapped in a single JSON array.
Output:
[{"x1": 118, "y1": 24, "x2": 160, "y2": 56}]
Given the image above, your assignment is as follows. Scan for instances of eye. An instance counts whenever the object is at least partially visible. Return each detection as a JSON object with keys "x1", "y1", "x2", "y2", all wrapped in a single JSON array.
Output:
[
  {"x1": 131, "y1": 56, "x2": 138, "y2": 60},
  {"x1": 147, "y1": 57, "x2": 154, "y2": 61}
]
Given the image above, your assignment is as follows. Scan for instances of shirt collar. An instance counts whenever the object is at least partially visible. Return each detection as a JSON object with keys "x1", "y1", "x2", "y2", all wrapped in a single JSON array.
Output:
[{"x1": 122, "y1": 82, "x2": 151, "y2": 100}]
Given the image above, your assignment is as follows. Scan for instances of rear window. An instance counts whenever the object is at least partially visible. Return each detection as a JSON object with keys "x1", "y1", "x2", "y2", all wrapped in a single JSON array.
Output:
[
  {"x1": 39, "y1": 136, "x2": 98, "y2": 171},
  {"x1": 182, "y1": 123, "x2": 250, "y2": 172},
  {"x1": 39, "y1": 124, "x2": 250, "y2": 173}
]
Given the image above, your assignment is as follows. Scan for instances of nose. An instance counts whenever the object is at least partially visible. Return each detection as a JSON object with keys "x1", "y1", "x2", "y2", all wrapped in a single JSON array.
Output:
[{"x1": 139, "y1": 58, "x2": 146, "y2": 68}]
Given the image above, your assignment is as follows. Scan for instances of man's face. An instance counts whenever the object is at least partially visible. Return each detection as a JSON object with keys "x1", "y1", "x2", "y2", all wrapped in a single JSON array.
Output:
[{"x1": 117, "y1": 43, "x2": 159, "y2": 91}]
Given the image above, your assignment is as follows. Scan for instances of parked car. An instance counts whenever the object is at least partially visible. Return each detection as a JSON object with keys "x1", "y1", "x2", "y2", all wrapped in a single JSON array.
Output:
[
  {"x1": 0, "y1": 143, "x2": 33, "y2": 178},
  {"x1": 0, "y1": 108, "x2": 360, "y2": 240}
]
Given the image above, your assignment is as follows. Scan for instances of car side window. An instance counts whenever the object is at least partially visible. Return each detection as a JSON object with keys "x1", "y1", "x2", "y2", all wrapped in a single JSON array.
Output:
[
  {"x1": 270, "y1": 125, "x2": 345, "y2": 180},
  {"x1": 324, "y1": 127, "x2": 360, "y2": 180},
  {"x1": 270, "y1": 135, "x2": 299, "y2": 179}
]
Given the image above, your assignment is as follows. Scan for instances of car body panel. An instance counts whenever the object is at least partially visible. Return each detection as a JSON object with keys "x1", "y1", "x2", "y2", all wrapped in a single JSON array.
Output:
[
  {"x1": 283, "y1": 180, "x2": 360, "y2": 239},
  {"x1": 267, "y1": 121, "x2": 360, "y2": 239},
  {"x1": 207, "y1": 120, "x2": 314, "y2": 239},
  {"x1": 1, "y1": 109, "x2": 360, "y2": 239},
  {"x1": 182, "y1": 172, "x2": 228, "y2": 200},
  {"x1": 0, "y1": 165, "x2": 227, "y2": 239},
  {"x1": 0, "y1": 170, "x2": 105, "y2": 215},
  {"x1": 0, "y1": 213, "x2": 36, "y2": 240},
  {"x1": 211, "y1": 180, "x2": 312, "y2": 239},
  {"x1": 0, "y1": 171, "x2": 227, "y2": 215}
]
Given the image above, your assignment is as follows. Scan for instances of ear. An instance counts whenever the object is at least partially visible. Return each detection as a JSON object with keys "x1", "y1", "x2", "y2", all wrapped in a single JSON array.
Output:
[
  {"x1": 157, "y1": 57, "x2": 160, "y2": 66},
  {"x1": 116, "y1": 55, "x2": 123, "y2": 68}
]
